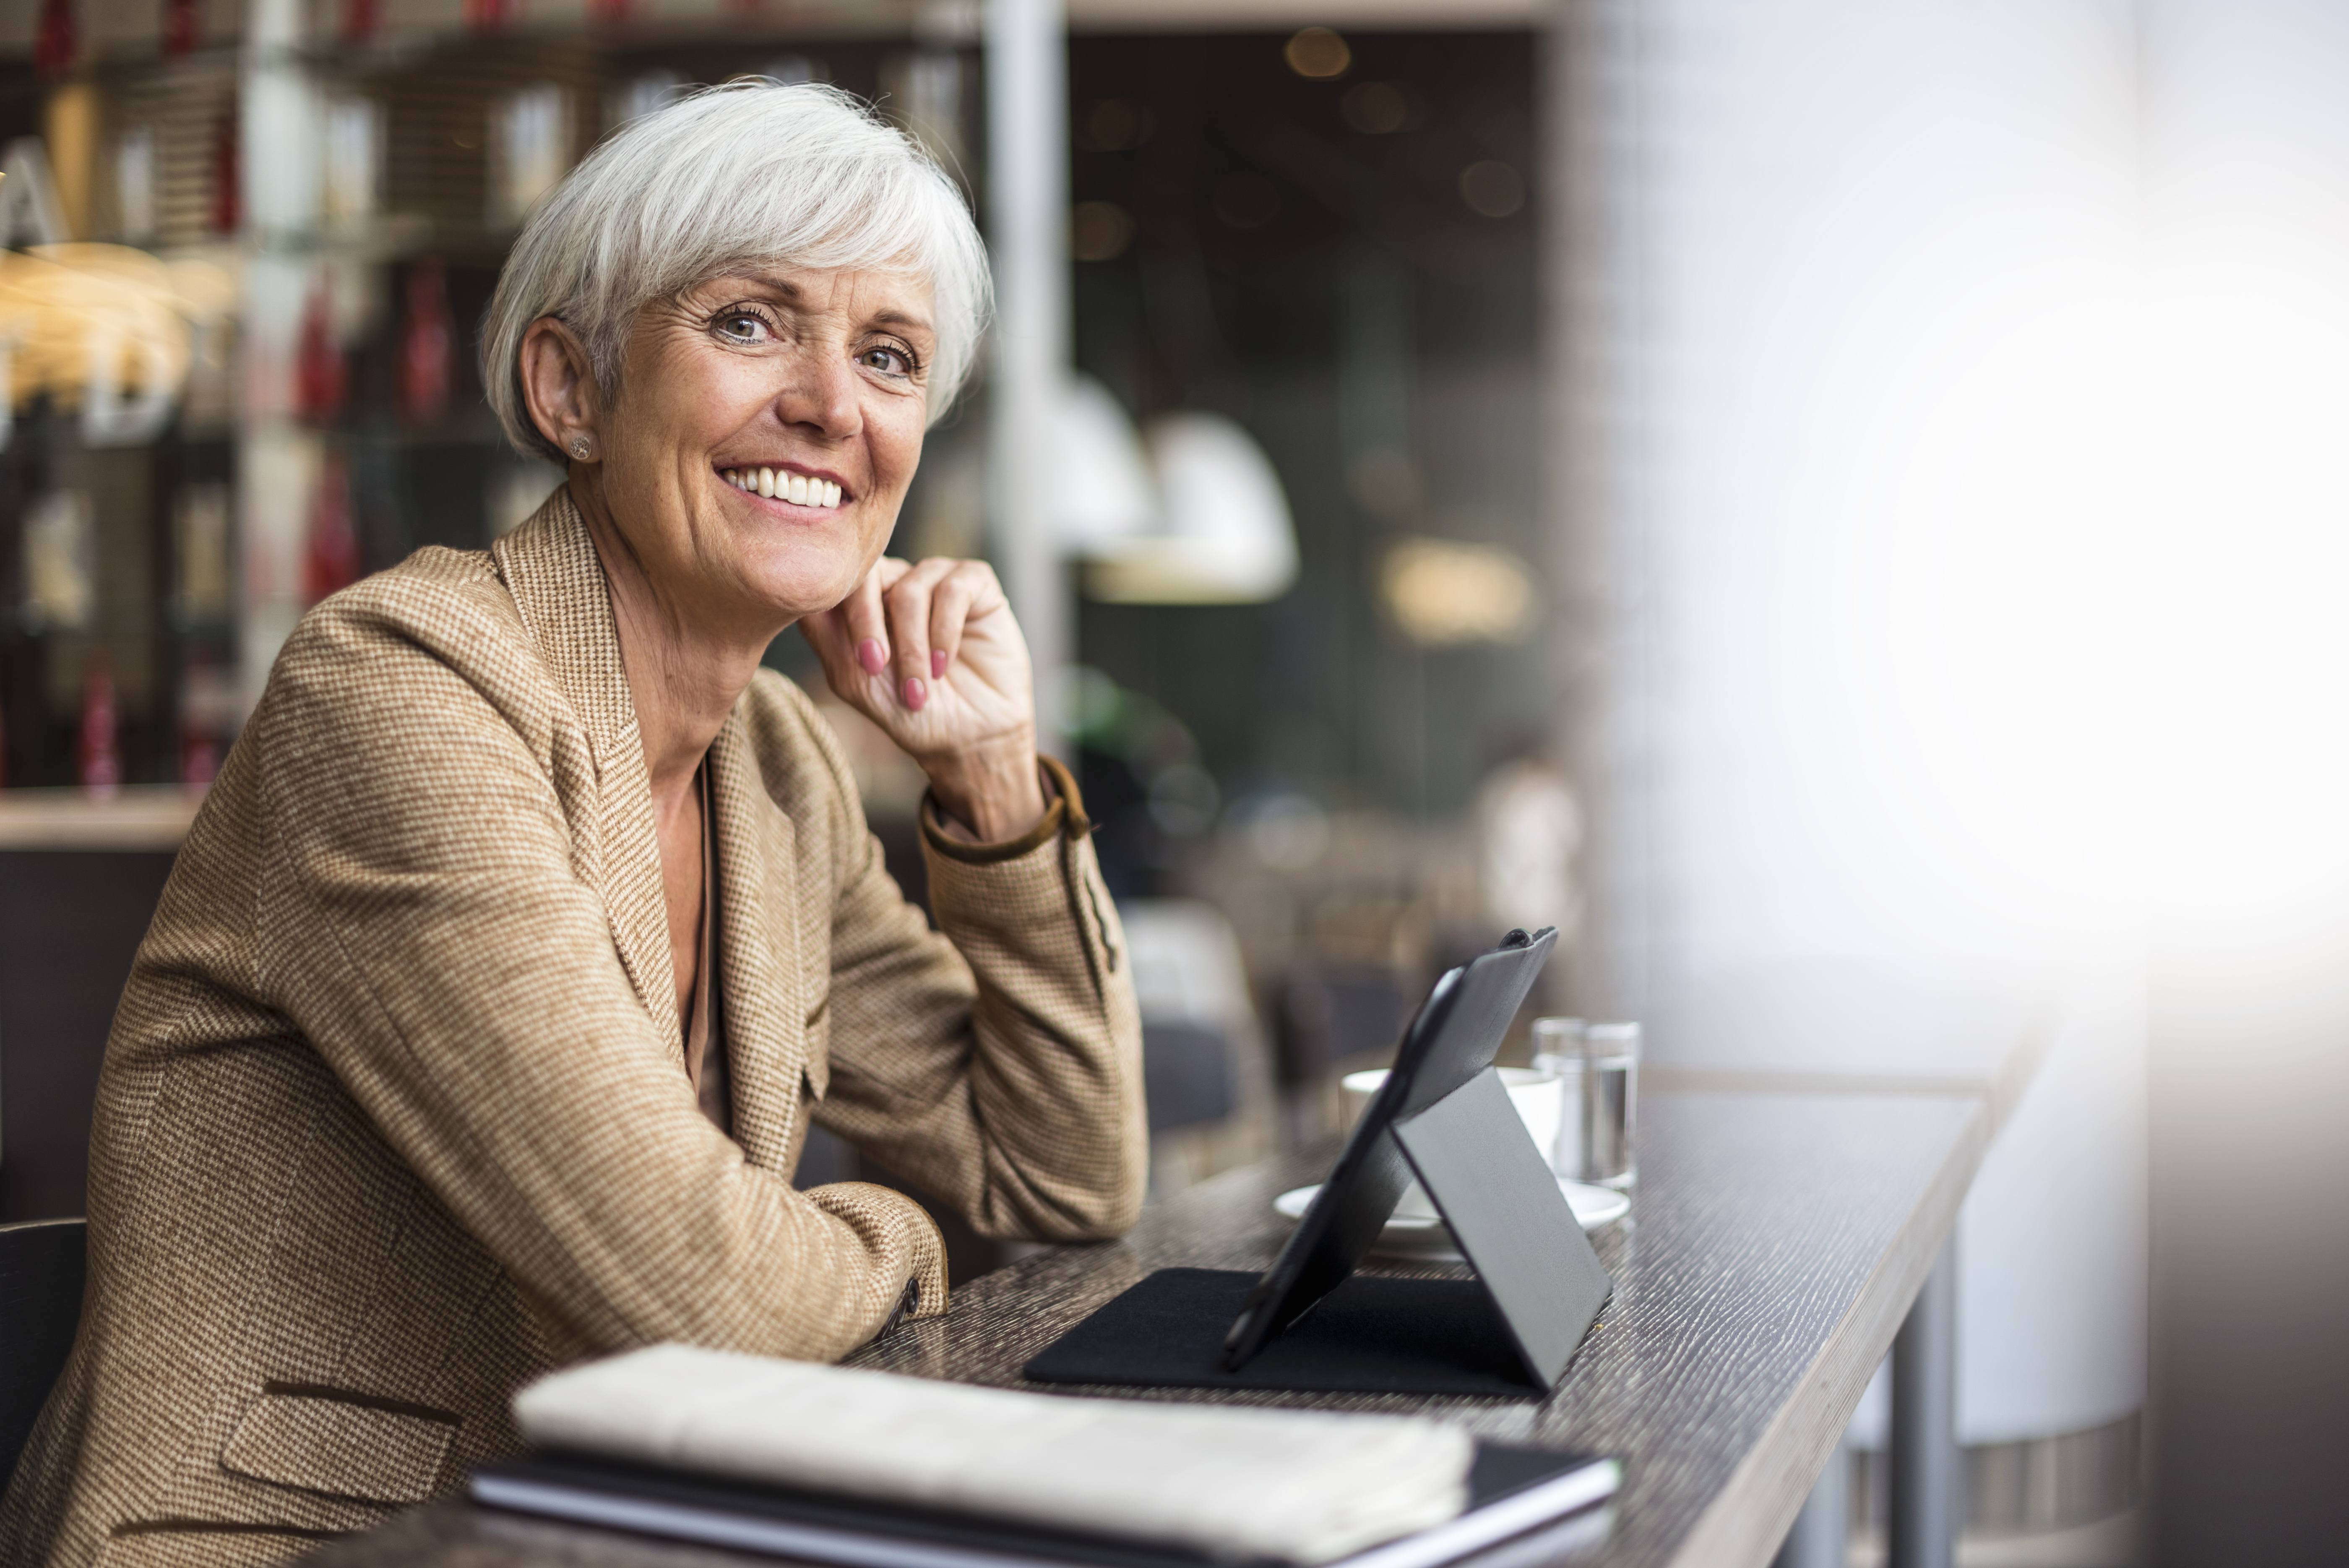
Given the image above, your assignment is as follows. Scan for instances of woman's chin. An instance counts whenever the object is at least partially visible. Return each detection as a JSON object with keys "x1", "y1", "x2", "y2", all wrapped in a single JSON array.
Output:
[{"x1": 736, "y1": 542, "x2": 871, "y2": 622}]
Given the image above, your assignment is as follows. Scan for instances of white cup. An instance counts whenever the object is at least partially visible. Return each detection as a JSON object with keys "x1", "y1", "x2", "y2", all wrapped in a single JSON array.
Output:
[{"x1": 1340, "y1": 1068, "x2": 1563, "y2": 1220}]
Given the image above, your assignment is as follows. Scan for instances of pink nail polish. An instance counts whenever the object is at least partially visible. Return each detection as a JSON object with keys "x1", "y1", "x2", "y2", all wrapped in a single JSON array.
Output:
[
  {"x1": 858, "y1": 638, "x2": 887, "y2": 675},
  {"x1": 903, "y1": 677, "x2": 927, "y2": 710},
  {"x1": 930, "y1": 649, "x2": 948, "y2": 678}
]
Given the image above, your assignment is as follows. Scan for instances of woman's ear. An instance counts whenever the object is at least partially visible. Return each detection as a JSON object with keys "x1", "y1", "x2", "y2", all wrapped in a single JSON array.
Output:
[{"x1": 519, "y1": 318, "x2": 602, "y2": 463}]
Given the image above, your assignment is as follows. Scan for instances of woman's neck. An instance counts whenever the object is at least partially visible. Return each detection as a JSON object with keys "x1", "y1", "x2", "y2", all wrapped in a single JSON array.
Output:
[{"x1": 573, "y1": 482, "x2": 775, "y2": 803}]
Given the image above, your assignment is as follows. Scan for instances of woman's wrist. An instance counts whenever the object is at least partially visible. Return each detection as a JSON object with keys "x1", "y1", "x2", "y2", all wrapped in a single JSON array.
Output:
[{"x1": 923, "y1": 734, "x2": 1048, "y2": 844}]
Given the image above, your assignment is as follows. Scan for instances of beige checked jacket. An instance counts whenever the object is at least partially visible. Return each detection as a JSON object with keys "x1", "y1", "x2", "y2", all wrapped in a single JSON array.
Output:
[{"x1": 0, "y1": 494, "x2": 1147, "y2": 1568}]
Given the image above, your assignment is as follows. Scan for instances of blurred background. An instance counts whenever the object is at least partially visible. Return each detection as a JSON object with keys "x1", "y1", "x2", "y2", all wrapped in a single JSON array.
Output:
[{"x1": 1, "y1": 2, "x2": 2345, "y2": 1565}]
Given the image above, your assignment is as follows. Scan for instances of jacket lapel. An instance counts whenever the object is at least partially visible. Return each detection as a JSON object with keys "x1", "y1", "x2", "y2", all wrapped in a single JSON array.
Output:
[
  {"x1": 492, "y1": 489, "x2": 682, "y2": 1059},
  {"x1": 707, "y1": 712, "x2": 807, "y2": 1169}
]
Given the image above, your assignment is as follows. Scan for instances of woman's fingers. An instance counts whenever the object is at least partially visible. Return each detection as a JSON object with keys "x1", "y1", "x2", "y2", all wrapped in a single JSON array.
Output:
[
  {"x1": 802, "y1": 558, "x2": 912, "y2": 713},
  {"x1": 798, "y1": 603, "x2": 853, "y2": 685},
  {"x1": 840, "y1": 557, "x2": 910, "y2": 680},
  {"x1": 929, "y1": 561, "x2": 1006, "y2": 685},
  {"x1": 883, "y1": 558, "x2": 959, "y2": 711},
  {"x1": 805, "y1": 555, "x2": 1021, "y2": 719}
]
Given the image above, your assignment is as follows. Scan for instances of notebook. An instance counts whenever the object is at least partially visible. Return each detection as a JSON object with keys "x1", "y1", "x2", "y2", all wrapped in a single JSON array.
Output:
[
  {"x1": 502, "y1": 1344, "x2": 1481, "y2": 1562},
  {"x1": 469, "y1": 1440, "x2": 1620, "y2": 1568}
]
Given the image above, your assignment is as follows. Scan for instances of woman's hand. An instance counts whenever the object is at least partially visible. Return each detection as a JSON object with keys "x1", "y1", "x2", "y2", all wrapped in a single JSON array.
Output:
[{"x1": 800, "y1": 556, "x2": 1047, "y2": 842}]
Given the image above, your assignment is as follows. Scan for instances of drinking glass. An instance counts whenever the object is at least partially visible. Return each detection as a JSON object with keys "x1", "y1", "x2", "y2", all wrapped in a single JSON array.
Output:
[
  {"x1": 1579, "y1": 1022, "x2": 1640, "y2": 1188},
  {"x1": 1529, "y1": 1016, "x2": 1586, "y2": 1177}
]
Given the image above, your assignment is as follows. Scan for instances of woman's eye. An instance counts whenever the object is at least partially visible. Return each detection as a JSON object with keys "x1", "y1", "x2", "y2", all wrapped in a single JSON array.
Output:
[
  {"x1": 859, "y1": 345, "x2": 913, "y2": 376},
  {"x1": 715, "y1": 313, "x2": 770, "y2": 344}
]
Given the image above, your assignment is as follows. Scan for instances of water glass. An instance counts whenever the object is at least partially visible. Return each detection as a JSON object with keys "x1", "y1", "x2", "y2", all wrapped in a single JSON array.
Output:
[
  {"x1": 1579, "y1": 1022, "x2": 1640, "y2": 1188},
  {"x1": 1529, "y1": 1016, "x2": 1586, "y2": 1177}
]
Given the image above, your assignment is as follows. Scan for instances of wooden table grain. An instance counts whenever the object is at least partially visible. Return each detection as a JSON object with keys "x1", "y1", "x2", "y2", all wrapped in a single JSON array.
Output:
[{"x1": 310, "y1": 1084, "x2": 1992, "y2": 1568}]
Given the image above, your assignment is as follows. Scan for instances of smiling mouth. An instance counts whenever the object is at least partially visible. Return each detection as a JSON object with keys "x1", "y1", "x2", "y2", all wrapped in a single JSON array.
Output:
[{"x1": 722, "y1": 466, "x2": 845, "y2": 510}]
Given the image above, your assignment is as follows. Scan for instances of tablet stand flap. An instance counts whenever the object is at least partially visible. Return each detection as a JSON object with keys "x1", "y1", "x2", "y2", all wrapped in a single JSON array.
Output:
[{"x1": 1391, "y1": 1067, "x2": 1614, "y2": 1387}]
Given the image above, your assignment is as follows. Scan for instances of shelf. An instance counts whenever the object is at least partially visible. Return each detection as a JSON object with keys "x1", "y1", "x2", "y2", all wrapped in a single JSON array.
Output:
[{"x1": 0, "y1": 787, "x2": 204, "y2": 852}]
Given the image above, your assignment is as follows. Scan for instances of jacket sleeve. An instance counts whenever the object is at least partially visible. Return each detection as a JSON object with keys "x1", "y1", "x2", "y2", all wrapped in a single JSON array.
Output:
[
  {"x1": 253, "y1": 587, "x2": 944, "y2": 1364},
  {"x1": 795, "y1": 708, "x2": 1148, "y2": 1244}
]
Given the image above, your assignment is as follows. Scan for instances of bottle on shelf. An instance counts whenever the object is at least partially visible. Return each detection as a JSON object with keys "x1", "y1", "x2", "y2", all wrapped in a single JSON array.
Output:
[
  {"x1": 78, "y1": 652, "x2": 120, "y2": 798},
  {"x1": 303, "y1": 450, "x2": 360, "y2": 605},
  {"x1": 398, "y1": 261, "x2": 454, "y2": 427},
  {"x1": 296, "y1": 284, "x2": 347, "y2": 425}
]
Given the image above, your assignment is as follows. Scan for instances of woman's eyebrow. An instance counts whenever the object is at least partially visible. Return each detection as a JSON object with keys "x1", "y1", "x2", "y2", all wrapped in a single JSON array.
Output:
[
  {"x1": 723, "y1": 276, "x2": 932, "y2": 339},
  {"x1": 868, "y1": 308, "x2": 937, "y2": 341},
  {"x1": 727, "y1": 273, "x2": 805, "y2": 301}
]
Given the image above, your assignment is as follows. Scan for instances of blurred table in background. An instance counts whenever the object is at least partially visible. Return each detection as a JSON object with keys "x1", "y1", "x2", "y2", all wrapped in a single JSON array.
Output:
[
  {"x1": 315, "y1": 1066, "x2": 2021, "y2": 1568},
  {"x1": 0, "y1": 788, "x2": 198, "y2": 1224},
  {"x1": 1642, "y1": 958, "x2": 2053, "y2": 1125}
]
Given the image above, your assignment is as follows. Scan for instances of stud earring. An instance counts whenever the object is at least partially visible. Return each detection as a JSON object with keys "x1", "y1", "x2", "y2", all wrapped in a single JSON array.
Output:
[{"x1": 569, "y1": 436, "x2": 591, "y2": 460}]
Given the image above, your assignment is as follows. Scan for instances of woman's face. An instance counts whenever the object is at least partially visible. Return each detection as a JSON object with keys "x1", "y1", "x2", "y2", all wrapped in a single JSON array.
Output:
[{"x1": 589, "y1": 265, "x2": 933, "y2": 632}]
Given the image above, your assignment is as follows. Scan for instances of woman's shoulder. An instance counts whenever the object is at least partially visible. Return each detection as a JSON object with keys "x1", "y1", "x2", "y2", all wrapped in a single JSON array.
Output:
[
  {"x1": 294, "y1": 545, "x2": 522, "y2": 650},
  {"x1": 257, "y1": 546, "x2": 564, "y2": 742}
]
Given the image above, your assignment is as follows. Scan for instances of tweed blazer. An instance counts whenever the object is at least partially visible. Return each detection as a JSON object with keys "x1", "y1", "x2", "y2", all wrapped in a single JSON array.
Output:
[{"x1": 0, "y1": 494, "x2": 1146, "y2": 1568}]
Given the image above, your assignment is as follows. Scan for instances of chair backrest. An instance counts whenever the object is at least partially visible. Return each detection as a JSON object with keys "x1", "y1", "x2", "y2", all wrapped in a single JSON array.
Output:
[
  {"x1": 1140, "y1": 1021, "x2": 1240, "y2": 1135},
  {"x1": 0, "y1": 1218, "x2": 86, "y2": 1492}
]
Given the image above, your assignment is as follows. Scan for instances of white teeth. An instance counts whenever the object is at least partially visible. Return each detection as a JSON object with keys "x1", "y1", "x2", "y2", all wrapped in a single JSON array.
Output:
[{"x1": 725, "y1": 467, "x2": 843, "y2": 507}]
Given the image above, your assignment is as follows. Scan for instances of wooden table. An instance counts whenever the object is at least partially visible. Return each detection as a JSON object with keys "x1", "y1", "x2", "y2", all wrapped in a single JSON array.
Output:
[{"x1": 313, "y1": 1078, "x2": 2003, "y2": 1568}]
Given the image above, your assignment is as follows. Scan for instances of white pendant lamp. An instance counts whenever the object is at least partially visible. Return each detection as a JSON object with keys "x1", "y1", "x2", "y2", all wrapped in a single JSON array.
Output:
[{"x1": 1081, "y1": 409, "x2": 1300, "y2": 605}]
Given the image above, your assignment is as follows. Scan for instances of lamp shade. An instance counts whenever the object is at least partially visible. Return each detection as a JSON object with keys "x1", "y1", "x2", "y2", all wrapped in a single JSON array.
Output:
[
  {"x1": 1055, "y1": 374, "x2": 1158, "y2": 554},
  {"x1": 1085, "y1": 410, "x2": 1299, "y2": 605}
]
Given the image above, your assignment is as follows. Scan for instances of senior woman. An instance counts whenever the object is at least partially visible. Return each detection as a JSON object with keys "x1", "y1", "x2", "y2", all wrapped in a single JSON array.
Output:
[{"x1": 0, "y1": 85, "x2": 1144, "y2": 1567}]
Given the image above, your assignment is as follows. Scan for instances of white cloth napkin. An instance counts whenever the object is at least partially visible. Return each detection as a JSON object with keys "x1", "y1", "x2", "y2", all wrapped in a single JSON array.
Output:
[{"x1": 513, "y1": 1344, "x2": 1474, "y2": 1564}]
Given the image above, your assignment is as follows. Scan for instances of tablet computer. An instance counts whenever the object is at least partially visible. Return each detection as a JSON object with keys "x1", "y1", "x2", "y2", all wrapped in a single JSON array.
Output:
[{"x1": 1219, "y1": 927, "x2": 1559, "y2": 1371}]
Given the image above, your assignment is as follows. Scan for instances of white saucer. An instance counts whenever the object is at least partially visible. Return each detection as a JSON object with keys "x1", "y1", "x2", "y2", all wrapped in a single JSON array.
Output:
[{"x1": 1272, "y1": 1178, "x2": 1629, "y2": 1262}]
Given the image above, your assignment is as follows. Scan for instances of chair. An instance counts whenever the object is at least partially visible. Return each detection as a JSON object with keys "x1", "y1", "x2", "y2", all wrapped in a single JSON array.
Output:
[
  {"x1": 0, "y1": 846, "x2": 179, "y2": 1223},
  {"x1": 0, "y1": 1218, "x2": 86, "y2": 1491},
  {"x1": 1141, "y1": 1020, "x2": 1240, "y2": 1135},
  {"x1": 1119, "y1": 900, "x2": 1278, "y2": 1196}
]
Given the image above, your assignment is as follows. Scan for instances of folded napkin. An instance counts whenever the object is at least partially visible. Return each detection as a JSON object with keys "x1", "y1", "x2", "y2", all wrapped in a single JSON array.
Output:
[{"x1": 513, "y1": 1344, "x2": 1474, "y2": 1564}]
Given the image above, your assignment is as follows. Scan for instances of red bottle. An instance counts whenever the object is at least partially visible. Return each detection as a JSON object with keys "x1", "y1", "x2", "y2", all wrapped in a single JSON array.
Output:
[
  {"x1": 78, "y1": 654, "x2": 121, "y2": 798},
  {"x1": 304, "y1": 451, "x2": 361, "y2": 605},
  {"x1": 296, "y1": 283, "x2": 346, "y2": 424},
  {"x1": 211, "y1": 111, "x2": 240, "y2": 234},
  {"x1": 177, "y1": 658, "x2": 223, "y2": 789},
  {"x1": 162, "y1": 0, "x2": 199, "y2": 57},
  {"x1": 397, "y1": 261, "x2": 453, "y2": 427},
  {"x1": 36, "y1": 0, "x2": 76, "y2": 79},
  {"x1": 179, "y1": 732, "x2": 219, "y2": 789}
]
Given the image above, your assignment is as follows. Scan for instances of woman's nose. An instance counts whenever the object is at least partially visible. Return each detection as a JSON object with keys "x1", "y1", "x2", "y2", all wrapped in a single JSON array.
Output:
[{"x1": 771, "y1": 348, "x2": 862, "y2": 439}]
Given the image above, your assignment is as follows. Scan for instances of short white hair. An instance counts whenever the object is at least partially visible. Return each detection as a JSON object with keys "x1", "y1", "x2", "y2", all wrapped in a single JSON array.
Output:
[{"x1": 483, "y1": 82, "x2": 991, "y2": 462}]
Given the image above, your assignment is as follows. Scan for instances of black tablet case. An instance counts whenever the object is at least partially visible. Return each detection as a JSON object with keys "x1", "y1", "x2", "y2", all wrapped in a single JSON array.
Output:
[
  {"x1": 1021, "y1": 1268, "x2": 1536, "y2": 1398},
  {"x1": 1025, "y1": 931, "x2": 1613, "y2": 1400}
]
